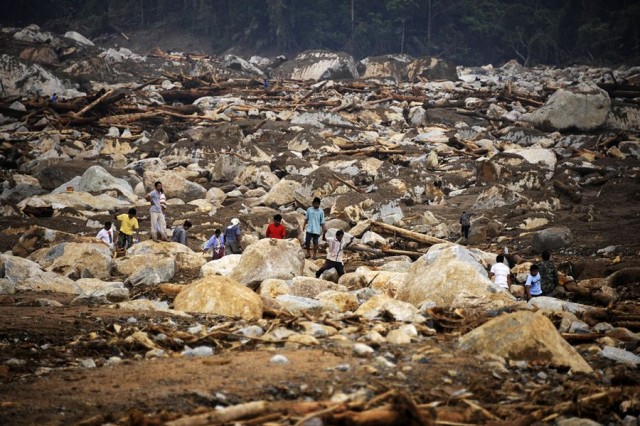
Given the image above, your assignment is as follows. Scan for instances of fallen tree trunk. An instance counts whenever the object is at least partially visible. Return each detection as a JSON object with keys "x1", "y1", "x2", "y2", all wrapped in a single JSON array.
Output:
[{"x1": 370, "y1": 221, "x2": 449, "y2": 246}]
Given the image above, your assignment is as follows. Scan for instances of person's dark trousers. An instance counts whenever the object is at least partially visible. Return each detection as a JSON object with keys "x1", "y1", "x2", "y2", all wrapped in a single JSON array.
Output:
[
  {"x1": 315, "y1": 260, "x2": 345, "y2": 278},
  {"x1": 462, "y1": 225, "x2": 470, "y2": 239}
]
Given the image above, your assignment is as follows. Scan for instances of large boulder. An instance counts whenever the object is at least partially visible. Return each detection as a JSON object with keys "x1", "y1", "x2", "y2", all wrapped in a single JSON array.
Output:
[
  {"x1": 0, "y1": 54, "x2": 83, "y2": 98},
  {"x1": 143, "y1": 170, "x2": 206, "y2": 202},
  {"x1": 458, "y1": 311, "x2": 593, "y2": 374},
  {"x1": 200, "y1": 255, "x2": 242, "y2": 277},
  {"x1": 29, "y1": 243, "x2": 113, "y2": 280},
  {"x1": 526, "y1": 83, "x2": 610, "y2": 131},
  {"x1": 116, "y1": 255, "x2": 175, "y2": 286},
  {"x1": 174, "y1": 276, "x2": 263, "y2": 320},
  {"x1": 271, "y1": 50, "x2": 358, "y2": 81},
  {"x1": 77, "y1": 165, "x2": 134, "y2": 198},
  {"x1": 359, "y1": 54, "x2": 412, "y2": 81},
  {"x1": 532, "y1": 226, "x2": 573, "y2": 254},
  {"x1": 0, "y1": 254, "x2": 75, "y2": 294},
  {"x1": 11, "y1": 226, "x2": 86, "y2": 258},
  {"x1": 355, "y1": 294, "x2": 425, "y2": 323},
  {"x1": 398, "y1": 243, "x2": 515, "y2": 310},
  {"x1": 289, "y1": 277, "x2": 348, "y2": 298},
  {"x1": 18, "y1": 192, "x2": 129, "y2": 213},
  {"x1": 407, "y1": 57, "x2": 458, "y2": 82},
  {"x1": 229, "y1": 239, "x2": 305, "y2": 289}
]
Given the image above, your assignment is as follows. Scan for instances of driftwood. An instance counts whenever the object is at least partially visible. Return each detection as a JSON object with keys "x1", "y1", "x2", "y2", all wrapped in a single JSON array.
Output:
[
  {"x1": 553, "y1": 179, "x2": 582, "y2": 203},
  {"x1": 349, "y1": 243, "x2": 425, "y2": 259},
  {"x1": 370, "y1": 221, "x2": 449, "y2": 246},
  {"x1": 74, "y1": 89, "x2": 115, "y2": 117}
]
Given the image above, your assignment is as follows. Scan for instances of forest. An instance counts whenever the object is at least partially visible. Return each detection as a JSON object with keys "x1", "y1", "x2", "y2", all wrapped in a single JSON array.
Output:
[{"x1": 2, "y1": 0, "x2": 640, "y2": 66}]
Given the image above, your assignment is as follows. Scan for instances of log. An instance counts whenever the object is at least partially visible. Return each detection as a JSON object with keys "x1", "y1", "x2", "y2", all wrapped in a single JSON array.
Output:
[
  {"x1": 349, "y1": 244, "x2": 425, "y2": 259},
  {"x1": 370, "y1": 221, "x2": 449, "y2": 246},
  {"x1": 561, "y1": 332, "x2": 603, "y2": 343},
  {"x1": 166, "y1": 401, "x2": 269, "y2": 426},
  {"x1": 75, "y1": 89, "x2": 114, "y2": 117}
]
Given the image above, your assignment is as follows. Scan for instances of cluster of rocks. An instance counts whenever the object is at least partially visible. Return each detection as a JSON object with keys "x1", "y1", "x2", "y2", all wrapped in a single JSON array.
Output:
[{"x1": 1, "y1": 26, "x2": 640, "y2": 417}]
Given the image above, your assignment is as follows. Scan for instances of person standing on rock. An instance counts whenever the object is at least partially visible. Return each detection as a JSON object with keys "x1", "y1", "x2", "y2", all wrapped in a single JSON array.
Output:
[
  {"x1": 459, "y1": 210, "x2": 472, "y2": 241},
  {"x1": 315, "y1": 230, "x2": 353, "y2": 279},
  {"x1": 145, "y1": 181, "x2": 167, "y2": 242},
  {"x1": 266, "y1": 214, "x2": 286, "y2": 240},
  {"x1": 203, "y1": 228, "x2": 225, "y2": 260},
  {"x1": 114, "y1": 208, "x2": 140, "y2": 249},
  {"x1": 489, "y1": 254, "x2": 511, "y2": 290},
  {"x1": 303, "y1": 197, "x2": 325, "y2": 259},
  {"x1": 525, "y1": 264, "x2": 543, "y2": 301},
  {"x1": 224, "y1": 218, "x2": 243, "y2": 254},
  {"x1": 172, "y1": 220, "x2": 192, "y2": 246},
  {"x1": 538, "y1": 251, "x2": 559, "y2": 295},
  {"x1": 96, "y1": 221, "x2": 115, "y2": 249}
]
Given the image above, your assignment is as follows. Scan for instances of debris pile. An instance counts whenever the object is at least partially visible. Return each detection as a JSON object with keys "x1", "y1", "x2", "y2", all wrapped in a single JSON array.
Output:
[{"x1": 1, "y1": 24, "x2": 640, "y2": 425}]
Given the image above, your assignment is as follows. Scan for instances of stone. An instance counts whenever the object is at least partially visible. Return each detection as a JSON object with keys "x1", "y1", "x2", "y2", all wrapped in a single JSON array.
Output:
[
  {"x1": 271, "y1": 50, "x2": 358, "y2": 81},
  {"x1": 290, "y1": 277, "x2": 348, "y2": 298},
  {"x1": 200, "y1": 255, "x2": 242, "y2": 277},
  {"x1": 600, "y1": 346, "x2": 640, "y2": 367},
  {"x1": 527, "y1": 83, "x2": 610, "y2": 131},
  {"x1": 19, "y1": 46, "x2": 58, "y2": 66},
  {"x1": 355, "y1": 294, "x2": 425, "y2": 323},
  {"x1": 398, "y1": 243, "x2": 514, "y2": 310},
  {"x1": 386, "y1": 329, "x2": 412, "y2": 345},
  {"x1": 407, "y1": 57, "x2": 458, "y2": 82},
  {"x1": 77, "y1": 165, "x2": 134, "y2": 198},
  {"x1": 71, "y1": 279, "x2": 130, "y2": 305},
  {"x1": 258, "y1": 279, "x2": 291, "y2": 298},
  {"x1": 125, "y1": 258, "x2": 176, "y2": 286},
  {"x1": 143, "y1": 170, "x2": 206, "y2": 202},
  {"x1": 316, "y1": 290, "x2": 359, "y2": 312},
  {"x1": 174, "y1": 275, "x2": 263, "y2": 320},
  {"x1": 458, "y1": 311, "x2": 593, "y2": 373},
  {"x1": 0, "y1": 254, "x2": 75, "y2": 294},
  {"x1": 274, "y1": 294, "x2": 326, "y2": 316},
  {"x1": 18, "y1": 191, "x2": 129, "y2": 213},
  {"x1": 64, "y1": 31, "x2": 94, "y2": 46},
  {"x1": 29, "y1": 242, "x2": 113, "y2": 280},
  {"x1": 353, "y1": 343, "x2": 375, "y2": 357},
  {"x1": 532, "y1": 226, "x2": 573, "y2": 253},
  {"x1": 229, "y1": 239, "x2": 305, "y2": 289},
  {"x1": 556, "y1": 418, "x2": 603, "y2": 426}
]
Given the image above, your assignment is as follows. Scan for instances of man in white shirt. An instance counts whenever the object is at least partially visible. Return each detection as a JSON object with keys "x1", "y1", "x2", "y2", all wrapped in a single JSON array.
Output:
[
  {"x1": 489, "y1": 254, "x2": 511, "y2": 290},
  {"x1": 315, "y1": 230, "x2": 354, "y2": 279},
  {"x1": 96, "y1": 221, "x2": 115, "y2": 249}
]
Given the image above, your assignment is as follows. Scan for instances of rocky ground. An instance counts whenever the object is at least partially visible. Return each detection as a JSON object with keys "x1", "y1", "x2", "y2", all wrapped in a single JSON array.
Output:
[{"x1": 1, "y1": 24, "x2": 640, "y2": 425}]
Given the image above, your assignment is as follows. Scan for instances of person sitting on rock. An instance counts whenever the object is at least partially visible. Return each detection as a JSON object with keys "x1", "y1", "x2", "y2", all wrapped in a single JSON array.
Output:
[
  {"x1": 203, "y1": 228, "x2": 225, "y2": 260},
  {"x1": 525, "y1": 264, "x2": 543, "y2": 301},
  {"x1": 315, "y1": 230, "x2": 354, "y2": 279},
  {"x1": 224, "y1": 218, "x2": 243, "y2": 254},
  {"x1": 114, "y1": 208, "x2": 140, "y2": 249},
  {"x1": 172, "y1": 220, "x2": 192, "y2": 246},
  {"x1": 489, "y1": 254, "x2": 511, "y2": 291},
  {"x1": 538, "y1": 251, "x2": 559, "y2": 295},
  {"x1": 303, "y1": 197, "x2": 325, "y2": 259},
  {"x1": 96, "y1": 221, "x2": 115, "y2": 249},
  {"x1": 266, "y1": 214, "x2": 286, "y2": 240}
]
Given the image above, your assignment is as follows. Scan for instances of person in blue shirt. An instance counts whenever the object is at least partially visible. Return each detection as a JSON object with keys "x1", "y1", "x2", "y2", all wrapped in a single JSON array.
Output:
[
  {"x1": 303, "y1": 197, "x2": 325, "y2": 259},
  {"x1": 203, "y1": 228, "x2": 225, "y2": 259},
  {"x1": 525, "y1": 264, "x2": 542, "y2": 301},
  {"x1": 224, "y1": 218, "x2": 243, "y2": 254}
]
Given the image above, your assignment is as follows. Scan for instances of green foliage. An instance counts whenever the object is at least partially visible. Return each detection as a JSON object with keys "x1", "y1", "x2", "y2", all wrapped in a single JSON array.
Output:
[{"x1": 2, "y1": 0, "x2": 637, "y2": 65}]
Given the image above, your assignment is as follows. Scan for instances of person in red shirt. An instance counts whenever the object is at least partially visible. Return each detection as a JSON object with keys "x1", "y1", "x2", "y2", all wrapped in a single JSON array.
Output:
[{"x1": 265, "y1": 214, "x2": 287, "y2": 240}]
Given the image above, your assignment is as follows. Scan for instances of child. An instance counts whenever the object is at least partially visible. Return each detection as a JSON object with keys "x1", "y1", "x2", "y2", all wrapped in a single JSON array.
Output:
[
  {"x1": 525, "y1": 264, "x2": 542, "y2": 301},
  {"x1": 114, "y1": 208, "x2": 140, "y2": 249},
  {"x1": 203, "y1": 229, "x2": 225, "y2": 260},
  {"x1": 96, "y1": 221, "x2": 115, "y2": 249},
  {"x1": 265, "y1": 214, "x2": 286, "y2": 240}
]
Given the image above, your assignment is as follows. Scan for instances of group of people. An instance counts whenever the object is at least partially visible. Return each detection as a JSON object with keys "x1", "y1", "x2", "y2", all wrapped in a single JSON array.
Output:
[
  {"x1": 95, "y1": 190, "x2": 353, "y2": 279},
  {"x1": 489, "y1": 250, "x2": 559, "y2": 301}
]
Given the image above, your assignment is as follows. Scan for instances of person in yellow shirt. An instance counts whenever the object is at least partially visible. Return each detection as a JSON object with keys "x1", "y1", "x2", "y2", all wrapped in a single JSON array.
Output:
[{"x1": 114, "y1": 208, "x2": 140, "y2": 249}]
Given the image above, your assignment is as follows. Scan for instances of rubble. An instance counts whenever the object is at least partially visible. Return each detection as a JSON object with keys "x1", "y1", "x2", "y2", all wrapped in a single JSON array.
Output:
[{"x1": 1, "y1": 24, "x2": 640, "y2": 426}]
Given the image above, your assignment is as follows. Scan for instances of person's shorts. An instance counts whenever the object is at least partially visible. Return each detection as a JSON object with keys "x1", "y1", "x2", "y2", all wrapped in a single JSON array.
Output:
[{"x1": 305, "y1": 232, "x2": 320, "y2": 246}]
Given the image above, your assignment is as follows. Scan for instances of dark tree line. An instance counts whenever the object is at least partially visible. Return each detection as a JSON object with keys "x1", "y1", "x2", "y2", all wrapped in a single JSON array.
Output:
[{"x1": 2, "y1": 0, "x2": 639, "y2": 66}]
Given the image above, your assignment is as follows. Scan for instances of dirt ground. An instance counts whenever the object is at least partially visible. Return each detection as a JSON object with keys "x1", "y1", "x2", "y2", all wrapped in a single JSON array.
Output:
[{"x1": 0, "y1": 291, "x2": 639, "y2": 425}]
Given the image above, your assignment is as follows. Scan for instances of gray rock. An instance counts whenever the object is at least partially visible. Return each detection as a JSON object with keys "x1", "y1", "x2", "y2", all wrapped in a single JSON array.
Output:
[
  {"x1": 600, "y1": 346, "x2": 640, "y2": 367},
  {"x1": 526, "y1": 83, "x2": 610, "y2": 131},
  {"x1": 532, "y1": 226, "x2": 573, "y2": 253}
]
